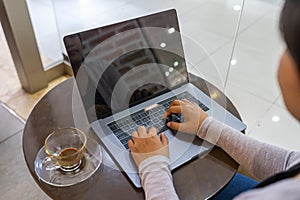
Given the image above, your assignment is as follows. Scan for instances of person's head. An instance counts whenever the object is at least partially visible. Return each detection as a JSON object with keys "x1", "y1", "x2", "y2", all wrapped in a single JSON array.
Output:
[{"x1": 278, "y1": 0, "x2": 300, "y2": 121}]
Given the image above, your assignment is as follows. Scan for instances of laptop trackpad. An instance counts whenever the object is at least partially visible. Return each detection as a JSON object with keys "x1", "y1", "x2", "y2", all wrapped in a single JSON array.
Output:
[{"x1": 163, "y1": 130, "x2": 208, "y2": 170}]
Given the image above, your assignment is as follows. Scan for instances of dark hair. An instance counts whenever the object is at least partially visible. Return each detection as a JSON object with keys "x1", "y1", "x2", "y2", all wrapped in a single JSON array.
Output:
[{"x1": 280, "y1": 0, "x2": 300, "y2": 73}]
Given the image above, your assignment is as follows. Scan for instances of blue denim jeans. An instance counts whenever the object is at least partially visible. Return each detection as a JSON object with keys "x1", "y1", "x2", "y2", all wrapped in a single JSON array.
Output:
[{"x1": 212, "y1": 173, "x2": 258, "y2": 200}]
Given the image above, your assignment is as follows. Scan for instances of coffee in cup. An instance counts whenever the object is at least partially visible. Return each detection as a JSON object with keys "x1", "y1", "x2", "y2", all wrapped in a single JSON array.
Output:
[{"x1": 43, "y1": 127, "x2": 87, "y2": 173}]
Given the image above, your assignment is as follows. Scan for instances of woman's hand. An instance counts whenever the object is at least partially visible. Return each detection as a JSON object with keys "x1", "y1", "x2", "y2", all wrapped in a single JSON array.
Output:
[
  {"x1": 164, "y1": 99, "x2": 208, "y2": 134},
  {"x1": 128, "y1": 126, "x2": 169, "y2": 167}
]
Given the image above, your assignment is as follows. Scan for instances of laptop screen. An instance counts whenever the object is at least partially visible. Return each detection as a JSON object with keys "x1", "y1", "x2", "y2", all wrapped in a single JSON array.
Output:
[{"x1": 64, "y1": 9, "x2": 188, "y2": 122}]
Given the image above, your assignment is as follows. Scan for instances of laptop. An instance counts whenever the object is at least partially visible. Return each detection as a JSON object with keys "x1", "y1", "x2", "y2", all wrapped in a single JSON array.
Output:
[{"x1": 63, "y1": 9, "x2": 246, "y2": 188}]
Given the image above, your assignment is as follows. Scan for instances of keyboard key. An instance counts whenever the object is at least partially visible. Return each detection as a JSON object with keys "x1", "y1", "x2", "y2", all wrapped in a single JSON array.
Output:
[
  {"x1": 153, "y1": 118, "x2": 159, "y2": 123},
  {"x1": 116, "y1": 132, "x2": 128, "y2": 140},
  {"x1": 155, "y1": 113, "x2": 162, "y2": 118},
  {"x1": 142, "y1": 118, "x2": 149, "y2": 123},
  {"x1": 136, "y1": 120, "x2": 142, "y2": 125},
  {"x1": 133, "y1": 115, "x2": 139, "y2": 121},
  {"x1": 124, "y1": 119, "x2": 131, "y2": 124},
  {"x1": 200, "y1": 104, "x2": 209, "y2": 111},
  {"x1": 117, "y1": 121, "x2": 123, "y2": 127},
  {"x1": 121, "y1": 136, "x2": 131, "y2": 145},
  {"x1": 128, "y1": 129, "x2": 135, "y2": 134}
]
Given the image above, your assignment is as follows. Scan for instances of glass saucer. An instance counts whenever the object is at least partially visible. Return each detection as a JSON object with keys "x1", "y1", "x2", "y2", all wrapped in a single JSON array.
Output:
[{"x1": 35, "y1": 137, "x2": 102, "y2": 187}]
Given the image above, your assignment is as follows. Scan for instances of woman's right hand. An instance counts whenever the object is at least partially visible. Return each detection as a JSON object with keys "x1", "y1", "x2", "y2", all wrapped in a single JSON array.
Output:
[{"x1": 163, "y1": 99, "x2": 208, "y2": 135}]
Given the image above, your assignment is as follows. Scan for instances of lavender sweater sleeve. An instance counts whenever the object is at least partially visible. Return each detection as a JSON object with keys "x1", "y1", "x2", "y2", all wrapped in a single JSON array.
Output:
[
  {"x1": 138, "y1": 155, "x2": 179, "y2": 200},
  {"x1": 199, "y1": 117, "x2": 300, "y2": 179},
  {"x1": 139, "y1": 117, "x2": 300, "y2": 199}
]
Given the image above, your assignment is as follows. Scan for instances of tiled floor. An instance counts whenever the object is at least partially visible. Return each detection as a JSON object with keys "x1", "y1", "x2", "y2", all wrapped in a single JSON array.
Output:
[
  {"x1": 0, "y1": 0, "x2": 299, "y2": 199},
  {"x1": 0, "y1": 104, "x2": 50, "y2": 200}
]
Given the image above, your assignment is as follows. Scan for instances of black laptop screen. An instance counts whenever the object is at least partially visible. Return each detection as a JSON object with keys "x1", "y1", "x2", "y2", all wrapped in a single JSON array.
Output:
[{"x1": 64, "y1": 9, "x2": 188, "y2": 122}]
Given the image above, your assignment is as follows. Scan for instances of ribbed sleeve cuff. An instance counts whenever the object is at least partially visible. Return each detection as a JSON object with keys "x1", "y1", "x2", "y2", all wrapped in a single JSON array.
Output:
[
  {"x1": 138, "y1": 155, "x2": 170, "y2": 174},
  {"x1": 197, "y1": 117, "x2": 224, "y2": 146}
]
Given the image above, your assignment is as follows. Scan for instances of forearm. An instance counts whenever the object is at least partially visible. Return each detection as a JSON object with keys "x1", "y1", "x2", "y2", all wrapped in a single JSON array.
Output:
[
  {"x1": 198, "y1": 117, "x2": 298, "y2": 180},
  {"x1": 139, "y1": 156, "x2": 179, "y2": 200}
]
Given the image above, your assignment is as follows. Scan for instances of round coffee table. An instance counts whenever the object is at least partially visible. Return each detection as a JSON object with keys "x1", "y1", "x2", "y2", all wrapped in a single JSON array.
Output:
[{"x1": 23, "y1": 73, "x2": 241, "y2": 199}]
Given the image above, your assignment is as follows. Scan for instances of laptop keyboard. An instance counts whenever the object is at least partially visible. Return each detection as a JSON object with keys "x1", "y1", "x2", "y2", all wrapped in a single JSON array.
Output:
[{"x1": 107, "y1": 92, "x2": 209, "y2": 149}]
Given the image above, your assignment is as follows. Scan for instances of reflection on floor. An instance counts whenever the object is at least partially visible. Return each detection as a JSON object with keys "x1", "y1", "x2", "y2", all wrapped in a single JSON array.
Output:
[{"x1": 0, "y1": 0, "x2": 299, "y2": 199}]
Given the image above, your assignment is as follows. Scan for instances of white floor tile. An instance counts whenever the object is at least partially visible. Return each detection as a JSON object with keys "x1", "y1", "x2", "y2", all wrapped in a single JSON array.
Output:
[
  {"x1": 129, "y1": 0, "x2": 208, "y2": 16},
  {"x1": 237, "y1": 6, "x2": 285, "y2": 54},
  {"x1": 188, "y1": 42, "x2": 233, "y2": 90},
  {"x1": 249, "y1": 104, "x2": 300, "y2": 151},
  {"x1": 226, "y1": 42, "x2": 282, "y2": 102},
  {"x1": 238, "y1": 0, "x2": 282, "y2": 32},
  {"x1": 180, "y1": 0, "x2": 242, "y2": 39},
  {"x1": 52, "y1": 0, "x2": 129, "y2": 18},
  {"x1": 176, "y1": 0, "x2": 236, "y2": 67},
  {"x1": 183, "y1": 36, "x2": 229, "y2": 72},
  {"x1": 275, "y1": 94, "x2": 286, "y2": 108},
  {"x1": 90, "y1": 4, "x2": 152, "y2": 26},
  {"x1": 180, "y1": 24, "x2": 231, "y2": 55},
  {"x1": 224, "y1": 83, "x2": 273, "y2": 132}
]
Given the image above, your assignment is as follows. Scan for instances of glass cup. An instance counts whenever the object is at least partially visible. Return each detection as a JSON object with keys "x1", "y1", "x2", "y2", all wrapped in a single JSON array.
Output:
[
  {"x1": 35, "y1": 127, "x2": 102, "y2": 187},
  {"x1": 43, "y1": 127, "x2": 87, "y2": 173}
]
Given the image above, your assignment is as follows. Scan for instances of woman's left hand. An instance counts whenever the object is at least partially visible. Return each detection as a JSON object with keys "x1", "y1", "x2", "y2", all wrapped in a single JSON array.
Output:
[{"x1": 128, "y1": 126, "x2": 169, "y2": 167}]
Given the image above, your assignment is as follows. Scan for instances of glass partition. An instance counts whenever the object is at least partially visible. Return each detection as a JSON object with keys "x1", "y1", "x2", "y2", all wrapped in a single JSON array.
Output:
[
  {"x1": 50, "y1": 0, "x2": 244, "y2": 92},
  {"x1": 223, "y1": 0, "x2": 285, "y2": 132}
]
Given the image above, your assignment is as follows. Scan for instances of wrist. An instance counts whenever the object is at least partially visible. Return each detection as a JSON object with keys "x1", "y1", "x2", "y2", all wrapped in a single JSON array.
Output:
[
  {"x1": 196, "y1": 112, "x2": 209, "y2": 132},
  {"x1": 196, "y1": 116, "x2": 213, "y2": 138}
]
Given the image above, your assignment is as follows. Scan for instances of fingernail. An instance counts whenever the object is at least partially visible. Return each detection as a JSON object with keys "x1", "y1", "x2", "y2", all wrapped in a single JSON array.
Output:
[{"x1": 167, "y1": 122, "x2": 170, "y2": 127}]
